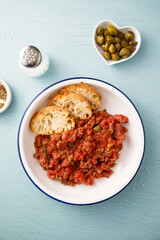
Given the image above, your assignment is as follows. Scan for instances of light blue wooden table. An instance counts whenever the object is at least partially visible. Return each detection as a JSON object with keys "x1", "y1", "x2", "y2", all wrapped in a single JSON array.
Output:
[{"x1": 0, "y1": 1, "x2": 160, "y2": 239}]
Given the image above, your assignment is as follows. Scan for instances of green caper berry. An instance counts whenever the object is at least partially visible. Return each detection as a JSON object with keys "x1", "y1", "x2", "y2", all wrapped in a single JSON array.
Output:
[
  {"x1": 96, "y1": 35, "x2": 104, "y2": 46},
  {"x1": 104, "y1": 51, "x2": 111, "y2": 60},
  {"x1": 124, "y1": 31, "x2": 134, "y2": 41},
  {"x1": 114, "y1": 37, "x2": 121, "y2": 43},
  {"x1": 96, "y1": 151, "x2": 102, "y2": 155},
  {"x1": 111, "y1": 53, "x2": 120, "y2": 61},
  {"x1": 119, "y1": 48, "x2": 130, "y2": 58},
  {"x1": 104, "y1": 29, "x2": 111, "y2": 37},
  {"x1": 94, "y1": 125, "x2": 102, "y2": 132},
  {"x1": 107, "y1": 25, "x2": 118, "y2": 36},
  {"x1": 105, "y1": 35, "x2": 114, "y2": 44},
  {"x1": 102, "y1": 43, "x2": 109, "y2": 51},
  {"x1": 115, "y1": 43, "x2": 121, "y2": 51},
  {"x1": 68, "y1": 156, "x2": 72, "y2": 162},
  {"x1": 126, "y1": 45, "x2": 135, "y2": 52},
  {"x1": 97, "y1": 28, "x2": 104, "y2": 35},
  {"x1": 109, "y1": 44, "x2": 116, "y2": 54},
  {"x1": 129, "y1": 41, "x2": 137, "y2": 46},
  {"x1": 118, "y1": 31, "x2": 124, "y2": 39},
  {"x1": 44, "y1": 149, "x2": 47, "y2": 154},
  {"x1": 55, "y1": 177, "x2": 61, "y2": 181},
  {"x1": 69, "y1": 142, "x2": 74, "y2": 148},
  {"x1": 121, "y1": 39, "x2": 128, "y2": 48}
]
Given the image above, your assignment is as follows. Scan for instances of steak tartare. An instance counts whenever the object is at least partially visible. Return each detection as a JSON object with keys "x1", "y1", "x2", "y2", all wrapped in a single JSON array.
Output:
[{"x1": 33, "y1": 110, "x2": 128, "y2": 186}]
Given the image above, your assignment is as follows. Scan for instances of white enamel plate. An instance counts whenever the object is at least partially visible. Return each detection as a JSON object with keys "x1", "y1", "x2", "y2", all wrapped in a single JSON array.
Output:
[{"x1": 17, "y1": 77, "x2": 145, "y2": 205}]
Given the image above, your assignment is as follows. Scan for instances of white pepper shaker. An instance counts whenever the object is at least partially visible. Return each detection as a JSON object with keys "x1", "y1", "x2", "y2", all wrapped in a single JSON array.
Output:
[{"x1": 19, "y1": 45, "x2": 49, "y2": 77}]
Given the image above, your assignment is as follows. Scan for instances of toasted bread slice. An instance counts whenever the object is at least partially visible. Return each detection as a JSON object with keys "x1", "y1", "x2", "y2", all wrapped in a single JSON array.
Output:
[
  {"x1": 30, "y1": 106, "x2": 75, "y2": 135},
  {"x1": 48, "y1": 92, "x2": 92, "y2": 120},
  {"x1": 59, "y1": 82, "x2": 102, "y2": 111}
]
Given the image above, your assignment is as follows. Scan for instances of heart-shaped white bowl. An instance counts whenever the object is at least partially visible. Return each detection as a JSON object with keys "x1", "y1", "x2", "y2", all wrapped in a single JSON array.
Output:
[{"x1": 93, "y1": 20, "x2": 141, "y2": 66}]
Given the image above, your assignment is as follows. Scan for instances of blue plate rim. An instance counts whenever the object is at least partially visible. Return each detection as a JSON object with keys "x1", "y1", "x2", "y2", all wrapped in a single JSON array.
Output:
[{"x1": 17, "y1": 77, "x2": 146, "y2": 205}]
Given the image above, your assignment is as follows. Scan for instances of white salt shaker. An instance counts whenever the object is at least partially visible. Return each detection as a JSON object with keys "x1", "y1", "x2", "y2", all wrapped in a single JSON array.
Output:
[{"x1": 19, "y1": 45, "x2": 49, "y2": 77}]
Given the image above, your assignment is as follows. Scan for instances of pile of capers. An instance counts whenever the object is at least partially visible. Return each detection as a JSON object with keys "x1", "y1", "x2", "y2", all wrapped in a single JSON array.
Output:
[{"x1": 95, "y1": 25, "x2": 137, "y2": 61}]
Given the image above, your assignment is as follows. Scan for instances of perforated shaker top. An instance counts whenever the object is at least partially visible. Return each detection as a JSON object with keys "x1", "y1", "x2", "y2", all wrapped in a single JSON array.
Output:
[{"x1": 19, "y1": 46, "x2": 42, "y2": 67}]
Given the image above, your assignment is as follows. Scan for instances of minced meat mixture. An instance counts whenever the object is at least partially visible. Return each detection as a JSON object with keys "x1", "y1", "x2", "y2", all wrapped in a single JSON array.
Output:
[{"x1": 33, "y1": 110, "x2": 128, "y2": 186}]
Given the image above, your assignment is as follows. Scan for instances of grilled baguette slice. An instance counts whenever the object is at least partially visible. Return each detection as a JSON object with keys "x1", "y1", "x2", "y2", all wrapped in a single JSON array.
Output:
[
  {"x1": 48, "y1": 92, "x2": 92, "y2": 120},
  {"x1": 30, "y1": 106, "x2": 75, "y2": 135},
  {"x1": 59, "y1": 82, "x2": 102, "y2": 111}
]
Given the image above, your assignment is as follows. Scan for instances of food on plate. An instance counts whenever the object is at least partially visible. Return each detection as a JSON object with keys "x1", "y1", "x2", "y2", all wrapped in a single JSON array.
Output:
[
  {"x1": 95, "y1": 24, "x2": 138, "y2": 61},
  {"x1": 59, "y1": 82, "x2": 102, "y2": 111},
  {"x1": 30, "y1": 106, "x2": 75, "y2": 135},
  {"x1": 31, "y1": 82, "x2": 128, "y2": 186},
  {"x1": 33, "y1": 110, "x2": 128, "y2": 186},
  {"x1": 48, "y1": 92, "x2": 92, "y2": 120}
]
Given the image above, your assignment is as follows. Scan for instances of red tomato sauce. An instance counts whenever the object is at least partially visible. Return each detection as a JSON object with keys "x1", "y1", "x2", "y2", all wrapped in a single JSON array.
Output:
[{"x1": 33, "y1": 111, "x2": 128, "y2": 186}]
